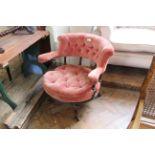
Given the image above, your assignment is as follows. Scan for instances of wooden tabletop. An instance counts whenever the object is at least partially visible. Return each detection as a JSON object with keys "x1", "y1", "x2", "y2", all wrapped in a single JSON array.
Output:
[{"x1": 0, "y1": 30, "x2": 49, "y2": 67}]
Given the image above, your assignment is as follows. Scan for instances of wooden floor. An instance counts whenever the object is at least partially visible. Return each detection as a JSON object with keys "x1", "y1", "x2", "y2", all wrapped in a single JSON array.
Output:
[
  {"x1": 0, "y1": 74, "x2": 39, "y2": 123},
  {"x1": 26, "y1": 87, "x2": 139, "y2": 129},
  {"x1": 0, "y1": 65, "x2": 151, "y2": 129},
  {"x1": 140, "y1": 123, "x2": 155, "y2": 129},
  {"x1": 102, "y1": 65, "x2": 147, "y2": 91}
]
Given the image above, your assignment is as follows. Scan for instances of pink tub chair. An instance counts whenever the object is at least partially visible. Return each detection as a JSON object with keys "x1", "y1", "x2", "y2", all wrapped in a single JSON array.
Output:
[{"x1": 38, "y1": 33, "x2": 114, "y2": 103}]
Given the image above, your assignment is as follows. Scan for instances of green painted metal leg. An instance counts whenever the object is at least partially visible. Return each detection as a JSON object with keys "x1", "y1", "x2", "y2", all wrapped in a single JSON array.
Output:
[{"x1": 0, "y1": 81, "x2": 17, "y2": 109}]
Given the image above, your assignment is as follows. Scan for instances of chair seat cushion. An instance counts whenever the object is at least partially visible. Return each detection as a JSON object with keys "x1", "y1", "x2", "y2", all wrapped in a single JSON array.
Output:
[{"x1": 43, "y1": 64, "x2": 99, "y2": 102}]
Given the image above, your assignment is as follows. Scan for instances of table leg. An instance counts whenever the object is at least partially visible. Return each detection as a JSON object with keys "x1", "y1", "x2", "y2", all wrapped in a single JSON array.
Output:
[
  {"x1": 0, "y1": 81, "x2": 17, "y2": 109},
  {"x1": 6, "y1": 66, "x2": 13, "y2": 81}
]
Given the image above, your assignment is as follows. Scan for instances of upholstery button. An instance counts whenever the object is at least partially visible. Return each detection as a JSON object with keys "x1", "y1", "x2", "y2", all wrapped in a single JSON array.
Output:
[
  {"x1": 87, "y1": 38, "x2": 92, "y2": 42},
  {"x1": 44, "y1": 64, "x2": 94, "y2": 99}
]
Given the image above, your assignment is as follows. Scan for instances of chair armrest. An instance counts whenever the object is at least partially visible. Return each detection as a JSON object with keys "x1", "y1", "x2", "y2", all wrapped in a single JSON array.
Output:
[
  {"x1": 38, "y1": 51, "x2": 59, "y2": 63},
  {"x1": 88, "y1": 67, "x2": 104, "y2": 83},
  {"x1": 88, "y1": 47, "x2": 114, "y2": 83}
]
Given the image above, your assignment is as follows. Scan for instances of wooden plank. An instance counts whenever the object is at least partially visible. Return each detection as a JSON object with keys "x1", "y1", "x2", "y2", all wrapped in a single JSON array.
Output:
[
  {"x1": 102, "y1": 65, "x2": 147, "y2": 91},
  {"x1": 140, "y1": 123, "x2": 155, "y2": 129},
  {"x1": 16, "y1": 92, "x2": 45, "y2": 129},
  {"x1": 4, "y1": 77, "x2": 44, "y2": 129},
  {"x1": 3, "y1": 102, "x2": 27, "y2": 128},
  {"x1": 0, "y1": 123, "x2": 7, "y2": 129},
  {"x1": 140, "y1": 116, "x2": 155, "y2": 128},
  {"x1": 21, "y1": 93, "x2": 47, "y2": 129}
]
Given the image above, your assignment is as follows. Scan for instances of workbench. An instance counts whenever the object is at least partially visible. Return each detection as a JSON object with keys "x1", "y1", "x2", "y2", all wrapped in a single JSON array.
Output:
[{"x1": 0, "y1": 30, "x2": 50, "y2": 109}]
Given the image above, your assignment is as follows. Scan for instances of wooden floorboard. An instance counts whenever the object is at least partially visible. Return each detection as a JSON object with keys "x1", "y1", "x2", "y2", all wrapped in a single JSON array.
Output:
[
  {"x1": 102, "y1": 65, "x2": 147, "y2": 91},
  {"x1": 0, "y1": 65, "x2": 151, "y2": 129},
  {"x1": 140, "y1": 123, "x2": 155, "y2": 129},
  {"x1": 26, "y1": 87, "x2": 139, "y2": 129},
  {"x1": 4, "y1": 77, "x2": 44, "y2": 129},
  {"x1": 0, "y1": 74, "x2": 40, "y2": 123}
]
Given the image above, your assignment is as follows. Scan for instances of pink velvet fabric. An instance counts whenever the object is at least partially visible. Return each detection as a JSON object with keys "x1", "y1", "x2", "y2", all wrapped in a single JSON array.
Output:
[
  {"x1": 38, "y1": 33, "x2": 114, "y2": 103},
  {"x1": 43, "y1": 64, "x2": 98, "y2": 102}
]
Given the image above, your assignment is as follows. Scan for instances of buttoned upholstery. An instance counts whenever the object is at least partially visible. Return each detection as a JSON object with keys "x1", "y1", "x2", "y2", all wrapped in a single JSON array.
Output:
[
  {"x1": 57, "y1": 33, "x2": 114, "y2": 67},
  {"x1": 38, "y1": 33, "x2": 114, "y2": 103},
  {"x1": 43, "y1": 64, "x2": 99, "y2": 102}
]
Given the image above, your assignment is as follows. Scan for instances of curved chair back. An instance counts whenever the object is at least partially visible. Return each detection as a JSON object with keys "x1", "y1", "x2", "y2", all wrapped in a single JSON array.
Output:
[{"x1": 57, "y1": 33, "x2": 114, "y2": 67}]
